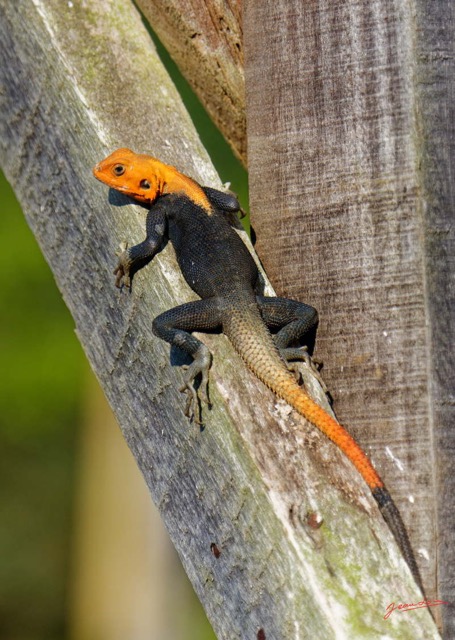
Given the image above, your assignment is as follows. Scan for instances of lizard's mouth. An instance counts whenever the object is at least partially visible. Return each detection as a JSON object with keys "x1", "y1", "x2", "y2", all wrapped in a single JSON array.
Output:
[{"x1": 114, "y1": 185, "x2": 154, "y2": 203}]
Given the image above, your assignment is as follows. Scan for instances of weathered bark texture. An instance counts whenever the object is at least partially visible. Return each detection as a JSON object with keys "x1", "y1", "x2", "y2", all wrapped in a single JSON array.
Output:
[
  {"x1": 137, "y1": 0, "x2": 246, "y2": 164},
  {"x1": 244, "y1": 0, "x2": 454, "y2": 635},
  {"x1": 0, "y1": 1, "x2": 441, "y2": 638}
]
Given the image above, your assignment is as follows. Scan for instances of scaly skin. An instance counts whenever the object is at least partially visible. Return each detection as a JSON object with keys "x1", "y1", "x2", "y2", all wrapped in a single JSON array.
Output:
[
  {"x1": 222, "y1": 305, "x2": 383, "y2": 490},
  {"x1": 93, "y1": 148, "x2": 423, "y2": 590},
  {"x1": 93, "y1": 147, "x2": 212, "y2": 211}
]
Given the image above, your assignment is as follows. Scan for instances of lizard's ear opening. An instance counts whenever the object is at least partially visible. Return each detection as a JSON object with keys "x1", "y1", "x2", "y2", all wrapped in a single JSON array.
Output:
[{"x1": 140, "y1": 179, "x2": 151, "y2": 190}]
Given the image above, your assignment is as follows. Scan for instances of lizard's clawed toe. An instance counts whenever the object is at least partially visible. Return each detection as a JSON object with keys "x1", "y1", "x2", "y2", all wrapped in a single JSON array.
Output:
[
  {"x1": 113, "y1": 242, "x2": 133, "y2": 289},
  {"x1": 179, "y1": 345, "x2": 212, "y2": 424},
  {"x1": 280, "y1": 346, "x2": 328, "y2": 394}
]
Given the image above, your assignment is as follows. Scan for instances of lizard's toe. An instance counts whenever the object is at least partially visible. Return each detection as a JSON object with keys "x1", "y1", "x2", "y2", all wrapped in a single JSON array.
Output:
[
  {"x1": 178, "y1": 345, "x2": 212, "y2": 424},
  {"x1": 280, "y1": 346, "x2": 328, "y2": 394},
  {"x1": 113, "y1": 242, "x2": 133, "y2": 289}
]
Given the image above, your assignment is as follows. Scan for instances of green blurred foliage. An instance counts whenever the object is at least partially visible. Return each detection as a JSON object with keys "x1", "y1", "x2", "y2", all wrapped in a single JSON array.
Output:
[
  {"x1": 0, "y1": 170, "x2": 87, "y2": 639},
  {"x1": 0, "y1": 193, "x2": 85, "y2": 444}
]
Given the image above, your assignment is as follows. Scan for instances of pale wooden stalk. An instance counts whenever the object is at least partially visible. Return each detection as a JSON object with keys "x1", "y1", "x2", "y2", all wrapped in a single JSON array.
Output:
[{"x1": 245, "y1": 1, "x2": 454, "y2": 635}]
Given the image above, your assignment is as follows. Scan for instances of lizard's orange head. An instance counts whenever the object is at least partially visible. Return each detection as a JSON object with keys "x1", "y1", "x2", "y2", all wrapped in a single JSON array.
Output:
[{"x1": 93, "y1": 148, "x2": 163, "y2": 204}]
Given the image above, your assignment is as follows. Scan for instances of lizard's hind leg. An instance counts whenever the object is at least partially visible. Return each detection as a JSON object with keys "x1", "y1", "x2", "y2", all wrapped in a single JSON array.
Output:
[
  {"x1": 256, "y1": 296, "x2": 326, "y2": 391},
  {"x1": 152, "y1": 298, "x2": 223, "y2": 424},
  {"x1": 256, "y1": 295, "x2": 318, "y2": 350}
]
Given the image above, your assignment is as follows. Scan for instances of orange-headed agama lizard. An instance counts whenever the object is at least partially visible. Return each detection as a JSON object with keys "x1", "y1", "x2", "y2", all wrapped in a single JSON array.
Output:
[{"x1": 93, "y1": 148, "x2": 422, "y2": 590}]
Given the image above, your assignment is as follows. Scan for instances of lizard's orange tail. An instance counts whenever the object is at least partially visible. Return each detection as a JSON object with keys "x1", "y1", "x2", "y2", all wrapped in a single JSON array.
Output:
[
  {"x1": 224, "y1": 306, "x2": 384, "y2": 490},
  {"x1": 224, "y1": 307, "x2": 423, "y2": 590},
  {"x1": 275, "y1": 378, "x2": 384, "y2": 490},
  {"x1": 274, "y1": 377, "x2": 423, "y2": 590}
]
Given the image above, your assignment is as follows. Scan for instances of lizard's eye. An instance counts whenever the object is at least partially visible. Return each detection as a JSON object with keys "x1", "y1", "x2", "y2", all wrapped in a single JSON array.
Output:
[
  {"x1": 112, "y1": 164, "x2": 125, "y2": 176},
  {"x1": 140, "y1": 179, "x2": 151, "y2": 190}
]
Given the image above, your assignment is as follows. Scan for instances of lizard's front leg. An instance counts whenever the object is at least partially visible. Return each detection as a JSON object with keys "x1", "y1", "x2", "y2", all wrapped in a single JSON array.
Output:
[
  {"x1": 114, "y1": 200, "x2": 167, "y2": 288},
  {"x1": 152, "y1": 298, "x2": 223, "y2": 424}
]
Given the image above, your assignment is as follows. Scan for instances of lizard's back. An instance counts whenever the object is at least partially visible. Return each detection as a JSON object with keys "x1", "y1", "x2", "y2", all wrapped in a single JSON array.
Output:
[{"x1": 165, "y1": 193, "x2": 259, "y2": 302}]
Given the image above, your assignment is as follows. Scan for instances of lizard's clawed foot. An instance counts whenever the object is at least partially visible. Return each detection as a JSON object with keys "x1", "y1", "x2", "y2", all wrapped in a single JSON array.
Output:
[
  {"x1": 113, "y1": 242, "x2": 132, "y2": 289},
  {"x1": 179, "y1": 345, "x2": 212, "y2": 424},
  {"x1": 281, "y1": 346, "x2": 328, "y2": 395}
]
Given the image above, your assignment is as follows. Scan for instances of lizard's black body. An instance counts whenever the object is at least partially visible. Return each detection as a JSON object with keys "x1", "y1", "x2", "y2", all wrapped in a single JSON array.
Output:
[
  {"x1": 118, "y1": 189, "x2": 319, "y2": 416},
  {"x1": 108, "y1": 180, "x2": 422, "y2": 592}
]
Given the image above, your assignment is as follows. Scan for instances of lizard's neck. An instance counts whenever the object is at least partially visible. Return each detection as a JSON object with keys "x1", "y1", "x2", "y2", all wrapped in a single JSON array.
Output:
[{"x1": 159, "y1": 164, "x2": 212, "y2": 214}]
